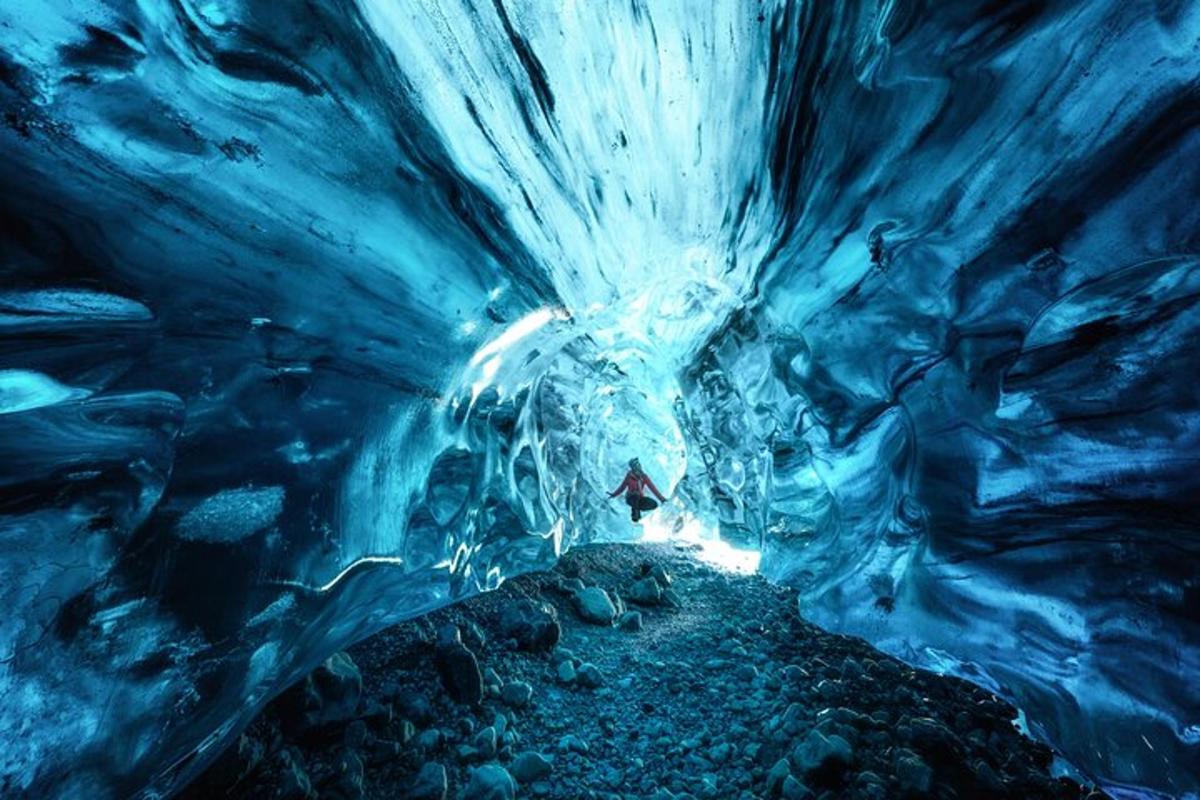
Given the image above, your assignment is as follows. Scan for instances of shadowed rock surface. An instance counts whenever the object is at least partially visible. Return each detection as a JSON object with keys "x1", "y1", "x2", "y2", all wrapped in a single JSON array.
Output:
[{"x1": 182, "y1": 544, "x2": 1108, "y2": 800}]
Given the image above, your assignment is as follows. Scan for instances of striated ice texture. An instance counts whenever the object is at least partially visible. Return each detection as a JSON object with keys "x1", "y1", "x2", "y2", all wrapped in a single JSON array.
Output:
[{"x1": 0, "y1": 1, "x2": 1198, "y2": 798}]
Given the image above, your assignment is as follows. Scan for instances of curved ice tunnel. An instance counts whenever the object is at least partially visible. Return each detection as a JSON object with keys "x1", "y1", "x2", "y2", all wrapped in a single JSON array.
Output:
[{"x1": 1, "y1": 0, "x2": 1199, "y2": 798}]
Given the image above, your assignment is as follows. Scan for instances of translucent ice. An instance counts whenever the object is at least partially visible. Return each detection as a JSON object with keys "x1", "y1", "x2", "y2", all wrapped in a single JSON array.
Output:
[{"x1": 1, "y1": 1, "x2": 1197, "y2": 798}]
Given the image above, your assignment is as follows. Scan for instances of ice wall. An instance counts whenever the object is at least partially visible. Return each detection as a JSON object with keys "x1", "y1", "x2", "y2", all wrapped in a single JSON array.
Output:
[
  {"x1": 729, "y1": 3, "x2": 1200, "y2": 796},
  {"x1": 0, "y1": 1, "x2": 1198, "y2": 798}
]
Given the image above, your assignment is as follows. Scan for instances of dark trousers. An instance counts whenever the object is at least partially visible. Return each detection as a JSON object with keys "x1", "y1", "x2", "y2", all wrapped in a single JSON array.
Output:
[{"x1": 626, "y1": 493, "x2": 658, "y2": 521}]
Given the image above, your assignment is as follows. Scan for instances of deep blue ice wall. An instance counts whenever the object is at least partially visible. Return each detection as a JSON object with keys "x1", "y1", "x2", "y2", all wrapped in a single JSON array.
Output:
[
  {"x1": 1, "y1": 1, "x2": 1199, "y2": 799},
  {"x1": 0, "y1": 1, "x2": 554, "y2": 797},
  {"x1": 0, "y1": 1, "x2": 773, "y2": 797},
  {"x1": 713, "y1": 2, "x2": 1200, "y2": 796}
]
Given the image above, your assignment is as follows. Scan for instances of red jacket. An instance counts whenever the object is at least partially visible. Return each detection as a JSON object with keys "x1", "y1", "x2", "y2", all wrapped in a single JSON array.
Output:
[{"x1": 609, "y1": 470, "x2": 665, "y2": 501}]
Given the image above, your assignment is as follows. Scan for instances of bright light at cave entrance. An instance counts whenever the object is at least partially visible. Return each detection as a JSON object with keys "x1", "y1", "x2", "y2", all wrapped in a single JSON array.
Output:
[{"x1": 640, "y1": 511, "x2": 761, "y2": 575}]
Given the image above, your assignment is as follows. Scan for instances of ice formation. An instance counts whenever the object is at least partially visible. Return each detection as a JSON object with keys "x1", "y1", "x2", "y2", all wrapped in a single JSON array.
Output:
[{"x1": 0, "y1": 1, "x2": 1197, "y2": 797}]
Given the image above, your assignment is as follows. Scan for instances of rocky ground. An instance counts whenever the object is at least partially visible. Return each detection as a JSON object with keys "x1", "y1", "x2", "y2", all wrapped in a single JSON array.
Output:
[{"x1": 181, "y1": 542, "x2": 1109, "y2": 800}]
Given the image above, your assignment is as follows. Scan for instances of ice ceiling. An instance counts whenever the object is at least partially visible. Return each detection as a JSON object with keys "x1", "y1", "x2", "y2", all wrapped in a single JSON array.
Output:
[{"x1": 1, "y1": 1, "x2": 1199, "y2": 797}]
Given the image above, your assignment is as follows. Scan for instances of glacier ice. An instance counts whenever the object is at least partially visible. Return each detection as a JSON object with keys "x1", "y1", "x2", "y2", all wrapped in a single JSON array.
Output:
[{"x1": 1, "y1": 0, "x2": 1198, "y2": 798}]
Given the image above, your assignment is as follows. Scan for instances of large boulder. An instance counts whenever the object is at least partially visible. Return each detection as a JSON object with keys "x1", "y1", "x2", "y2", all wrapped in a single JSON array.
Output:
[
  {"x1": 627, "y1": 576, "x2": 663, "y2": 606},
  {"x1": 409, "y1": 762, "x2": 447, "y2": 800},
  {"x1": 509, "y1": 751, "x2": 553, "y2": 784},
  {"x1": 573, "y1": 586, "x2": 617, "y2": 625},
  {"x1": 790, "y1": 729, "x2": 853, "y2": 779},
  {"x1": 461, "y1": 764, "x2": 516, "y2": 800},
  {"x1": 639, "y1": 561, "x2": 672, "y2": 587},
  {"x1": 435, "y1": 636, "x2": 483, "y2": 706},
  {"x1": 310, "y1": 652, "x2": 362, "y2": 725},
  {"x1": 497, "y1": 600, "x2": 561, "y2": 651},
  {"x1": 617, "y1": 610, "x2": 644, "y2": 632},
  {"x1": 473, "y1": 726, "x2": 498, "y2": 760},
  {"x1": 279, "y1": 652, "x2": 363, "y2": 730},
  {"x1": 576, "y1": 662, "x2": 604, "y2": 688},
  {"x1": 500, "y1": 680, "x2": 533, "y2": 708},
  {"x1": 766, "y1": 758, "x2": 791, "y2": 796},
  {"x1": 781, "y1": 775, "x2": 814, "y2": 799}
]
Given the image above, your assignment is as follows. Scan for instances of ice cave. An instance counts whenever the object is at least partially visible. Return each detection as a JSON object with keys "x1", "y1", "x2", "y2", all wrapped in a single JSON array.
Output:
[{"x1": 1, "y1": 1, "x2": 1198, "y2": 798}]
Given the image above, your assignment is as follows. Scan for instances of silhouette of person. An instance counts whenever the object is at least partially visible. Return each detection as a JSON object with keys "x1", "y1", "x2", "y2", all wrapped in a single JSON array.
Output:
[{"x1": 609, "y1": 458, "x2": 667, "y2": 522}]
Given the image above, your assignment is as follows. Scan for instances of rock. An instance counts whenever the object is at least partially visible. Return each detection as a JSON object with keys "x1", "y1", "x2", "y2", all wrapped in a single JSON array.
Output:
[
  {"x1": 790, "y1": 729, "x2": 853, "y2": 777},
  {"x1": 766, "y1": 758, "x2": 791, "y2": 795},
  {"x1": 780, "y1": 775, "x2": 813, "y2": 799},
  {"x1": 410, "y1": 762, "x2": 448, "y2": 800},
  {"x1": 854, "y1": 771, "x2": 887, "y2": 800},
  {"x1": 285, "y1": 652, "x2": 362, "y2": 729},
  {"x1": 895, "y1": 749, "x2": 933, "y2": 795},
  {"x1": 777, "y1": 702, "x2": 806, "y2": 735},
  {"x1": 436, "y1": 623, "x2": 462, "y2": 647},
  {"x1": 812, "y1": 716, "x2": 857, "y2": 746},
  {"x1": 509, "y1": 751, "x2": 553, "y2": 783},
  {"x1": 576, "y1": 662, "x2": 603, "y2": 688},
  {"x1": 814, "y1": 679, "x2": 842, "y2": 702},
  {"x1": 618, "y1": 610, "x2": 644, "y2": 631},
  {"x1": 662, "y1": 588, "x2": 684, "y2": 608},
  {"x1": 709, "y1": 742, "x2": 733, "y2": 763},
  {"x1": 781, "y1": 665, "x2": 808, "y2": 684},
  {"x1": 558, "y1": 577, "x2": 586, "y2": 594},
  {"x1": 574, "y1": 586, "x2": 617, "y2": 625},
  {"x1": 434, "y1": 642, "x2": 483, "y2": 705},
  {"x1": 639, "y1": 561, "x2": 672, "y2": 587},
  {"x1": 907, "y1": 716, "x2": 959, "y2": 758},
  {"x1": 462, "y1": 764, "x2": 516, "y2": 800},
  {"x1": 414, "y1": 729, "x2": 443, "y2": 751},
  {"x1": 474, "y1": 726, "x2": 497, "y2": 760},
  {"x1": 735, "y1": 664, "x2": 759, "y2": 682},
  {"x1": 628, "y1": 576, "x2": 663, "y2": 605},
  {"x1": 558, "y1": 734, "x2": 589, "y2": 754},
  {"x1": 497, "y1": 600, "x2": 561, "y2": 651},
  {"x1": 501, "y1": 680, "x2": 533, "y2": 708},
  {"x1": 180, "y1": 543, "x2": 1099, "y2": 800},
  {"x1": 604, "y1": 766, "x2": 628, "y2": 788}
]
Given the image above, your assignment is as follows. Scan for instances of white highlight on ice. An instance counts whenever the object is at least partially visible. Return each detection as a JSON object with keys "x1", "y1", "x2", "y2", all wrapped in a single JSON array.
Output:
[
  {"x1": 639, "y1": 511, "x2": 761, "y2": 575},
  {"x1": 469, "y1": 307, "x2": 566, "y2": 367}
]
